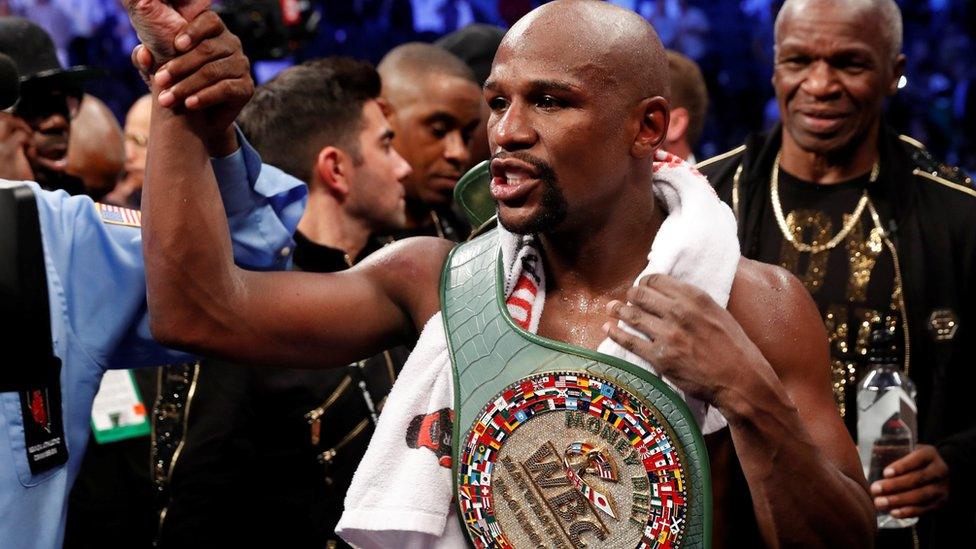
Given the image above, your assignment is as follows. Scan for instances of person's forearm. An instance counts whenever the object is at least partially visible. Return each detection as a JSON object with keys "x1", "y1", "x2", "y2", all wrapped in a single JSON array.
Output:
[
  {"x1": 717, "y1": 365, "x2": 875, "y2": 547},
  {"x1": 143, "y1": 88, "x2": 239, "y2": 350}
]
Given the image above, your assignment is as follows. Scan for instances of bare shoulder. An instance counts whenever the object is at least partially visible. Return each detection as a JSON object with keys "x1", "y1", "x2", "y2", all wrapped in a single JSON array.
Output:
[
  {"x1": 727, "y1": 256, "x2": 865, "y2": 498},
  {"x1": 360, "y1": 236, "x2": 455, "y2": 283},
  {"x1": 358, "y1": 236, "x2": 456, "y2": 330},
  {"x1": 727, "y1": 258, "x2": 828, "y2": 381}
]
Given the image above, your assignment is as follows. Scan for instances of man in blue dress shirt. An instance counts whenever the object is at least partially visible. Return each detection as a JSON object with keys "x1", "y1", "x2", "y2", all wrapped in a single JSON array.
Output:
[{"x1": 0, "y1": 12, "x2": 306, "y2": 549}]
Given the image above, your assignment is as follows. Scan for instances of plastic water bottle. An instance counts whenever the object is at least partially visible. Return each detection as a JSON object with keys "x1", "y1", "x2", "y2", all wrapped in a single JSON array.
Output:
[{"x1": 857, "y1": 324, "x2": 918, "y2": 529}]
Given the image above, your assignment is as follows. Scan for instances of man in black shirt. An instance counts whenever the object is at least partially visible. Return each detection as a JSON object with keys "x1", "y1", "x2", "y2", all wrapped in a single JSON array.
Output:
[
  {"x1": 698, "y1": 0, "x2": 976, "y2": 546},
  {"x1": 378, "y1": 42, "x2": 483, "y2": 241},
  {"x1": 0, "y1": 17, "x2": 98, "y2": 195},
  {"x1": 436, "y1": 24, "x2": 507, "y2": 168},
  {"x1": 152, "y1": 58, "x2": 412, "y2": 548}
]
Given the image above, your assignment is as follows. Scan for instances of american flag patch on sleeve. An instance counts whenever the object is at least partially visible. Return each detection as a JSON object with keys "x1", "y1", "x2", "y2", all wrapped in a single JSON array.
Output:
[{"x1": 95, "y1": 203, "x2": 142, "y2": 228}]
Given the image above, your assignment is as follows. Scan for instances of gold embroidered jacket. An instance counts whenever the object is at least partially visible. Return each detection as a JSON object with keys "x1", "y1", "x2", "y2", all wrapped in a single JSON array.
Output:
[{"x1": 698, "y1": 125, "x2": 976, "y2": 548}]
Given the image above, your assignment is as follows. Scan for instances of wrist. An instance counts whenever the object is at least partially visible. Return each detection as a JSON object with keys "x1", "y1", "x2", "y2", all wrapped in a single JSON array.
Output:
[
  {"x1": 150, "y1": 83, "x2": 239, "y2": 158},
  {"x1": 205, "y1": 127, "x2": 239, "y2": 158}
]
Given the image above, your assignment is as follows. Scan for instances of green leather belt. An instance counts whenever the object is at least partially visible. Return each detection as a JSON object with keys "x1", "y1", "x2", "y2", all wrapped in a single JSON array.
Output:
[{"x1": 441, "y1": 229, "x2": 711, "y2": 548}]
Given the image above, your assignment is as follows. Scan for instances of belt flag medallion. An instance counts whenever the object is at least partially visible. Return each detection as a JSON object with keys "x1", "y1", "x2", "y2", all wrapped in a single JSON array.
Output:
[{"x1": 457, "y1": 371, "x2": 689, "y2": 548}]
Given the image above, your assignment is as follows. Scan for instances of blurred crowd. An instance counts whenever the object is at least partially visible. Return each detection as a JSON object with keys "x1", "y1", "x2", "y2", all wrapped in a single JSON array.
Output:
[{"x1": 3, "y1": 0, "x2": 973, "y2": 176}]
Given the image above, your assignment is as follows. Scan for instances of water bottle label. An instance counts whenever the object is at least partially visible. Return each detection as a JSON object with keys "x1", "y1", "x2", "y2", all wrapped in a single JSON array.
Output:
[{"x1": 857, "y1": 388, "x2": 917, "y2": 476}]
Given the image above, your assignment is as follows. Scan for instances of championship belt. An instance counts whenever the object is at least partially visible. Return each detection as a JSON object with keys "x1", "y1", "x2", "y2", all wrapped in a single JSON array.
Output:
[{"x1": 441, "y1": 230, "x2": 712, "y2": 548}]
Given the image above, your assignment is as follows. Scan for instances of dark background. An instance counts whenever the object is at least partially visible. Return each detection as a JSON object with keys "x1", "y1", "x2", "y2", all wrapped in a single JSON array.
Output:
[{"x1": 7, "y1": 0, "x2": 974, "y2": 174}]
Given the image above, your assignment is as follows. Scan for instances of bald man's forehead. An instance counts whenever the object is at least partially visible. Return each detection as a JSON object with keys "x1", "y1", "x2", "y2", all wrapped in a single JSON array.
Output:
[
  {"x1": 496, "y1": 0, "x2": 669, "y2": 99},
  {"x1": 776, "y1": 0, "x2": 898, "y2": 56},
  {"x1": 778, "y1": 1, "x2": 871, "y2": 37},
  {"x1": 385, "y1": 72, "x2": 481, "y2": 111},
  {"x1": 776, "y1": 3, "x2": 891, "y2": 60},
  {"x1": 502, "y1": 4, "x2": 632, "y2": 70},
  {"x1": 490, "y1": 39, "x2": 619, "y2": 93}
]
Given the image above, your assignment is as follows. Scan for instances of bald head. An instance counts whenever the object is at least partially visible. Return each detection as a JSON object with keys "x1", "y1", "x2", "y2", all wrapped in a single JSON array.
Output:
[
  {"x1": 502, "y1": 0, "x2": 670, "y2": 102},
  {"x1": 66, "y1": 94, "x2": 124, "y2": 199},
  {"x1": 123, "y1": 94, "x2": 152, "y2": 193},
  {"x1": 376, "y1": 42, "x2": 483, "y2": 208},
  {"x1": 378, "y1": 43, "x2": 477, "y2": 103},
  {"x1": 125, "y1": 94, "x2": 152, "y2": 137},
  {"x1": 776, "y1": 0, "x2": 903, "y2": 59}
]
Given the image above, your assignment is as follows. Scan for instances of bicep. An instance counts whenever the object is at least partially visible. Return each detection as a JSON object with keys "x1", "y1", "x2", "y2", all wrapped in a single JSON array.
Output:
[
  {"x1": 175, "y1": 238, "x2": 449, "y2": 369},
  {"x1": 759, "y1": 278, "x2": 867, "y2": 486},
  {"x1": 731, "y1": 263, "x2": 866, "y2": 486},
  {"x1": 234, "y1": 268, "x2": 411, "y2": 367}
]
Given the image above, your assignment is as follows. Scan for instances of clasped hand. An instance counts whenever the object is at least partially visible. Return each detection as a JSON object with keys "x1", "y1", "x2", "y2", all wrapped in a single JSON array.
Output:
[
  {"x1": 124, "y1": 0, "x2": 253, "y2": 153},
  {"x1": 602, "y1": 273, "x2": 768, "y2": 410}
]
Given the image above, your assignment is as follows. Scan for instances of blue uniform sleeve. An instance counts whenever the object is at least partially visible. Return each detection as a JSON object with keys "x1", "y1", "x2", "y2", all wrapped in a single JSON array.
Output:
[
  {"x1": 212, "y1": 128, "x2": 308, "y2": 271},
  {"x1": 35, "y1": 132, "x2": 307, "y2": 371}
]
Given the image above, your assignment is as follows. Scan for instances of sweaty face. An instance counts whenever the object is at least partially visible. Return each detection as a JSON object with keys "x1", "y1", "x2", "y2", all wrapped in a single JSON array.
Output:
[
  {"x1": 484, "y1": 37, "x2": 636, "y2": 235},
  {"x1": 346, "y1": 100, "x2": 412, "y2": 232},
  {"x1": 773, "y1": 6, "x2": 901, "y2": 157},
  {"x1": 389, "y1": 75, "x2": 481, "y2": 206}
]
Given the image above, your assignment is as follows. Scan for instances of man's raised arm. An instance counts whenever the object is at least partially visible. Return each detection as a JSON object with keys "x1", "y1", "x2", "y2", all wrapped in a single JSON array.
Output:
[{"x1": 130, "y1": 2, "x2": 449, "y2": 368}]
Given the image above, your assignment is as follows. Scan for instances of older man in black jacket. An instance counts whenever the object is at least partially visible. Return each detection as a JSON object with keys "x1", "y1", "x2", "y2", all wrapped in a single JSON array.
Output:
[{"x1": 699, "y1": 1, "x2": 975, "y2": 547}]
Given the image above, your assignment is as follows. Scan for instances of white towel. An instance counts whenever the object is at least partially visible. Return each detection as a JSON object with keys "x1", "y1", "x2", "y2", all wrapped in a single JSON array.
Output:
[{"x1": 337, "y1": 150, "x2": 740, "y2": 548}]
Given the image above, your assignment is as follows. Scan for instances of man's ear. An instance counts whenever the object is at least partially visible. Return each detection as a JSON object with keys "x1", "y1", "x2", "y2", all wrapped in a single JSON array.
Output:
[
  {"x1": 315, "y1": 146, "x2": 350, "y2": 200},
  {"x1": 666, "y1": 107, "x2": 690, "y2": 145},
  {"x1": 631, "y1": 96, "x2": 670, "y2": 159},
  {"x1": 888, "y1": 53, "x2": 907, "y2": 96}
]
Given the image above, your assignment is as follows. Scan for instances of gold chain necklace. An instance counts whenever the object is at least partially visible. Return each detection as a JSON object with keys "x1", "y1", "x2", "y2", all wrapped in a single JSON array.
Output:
[{"x1": 771, "y1": 151, "x2": 879, "y2": 254}]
